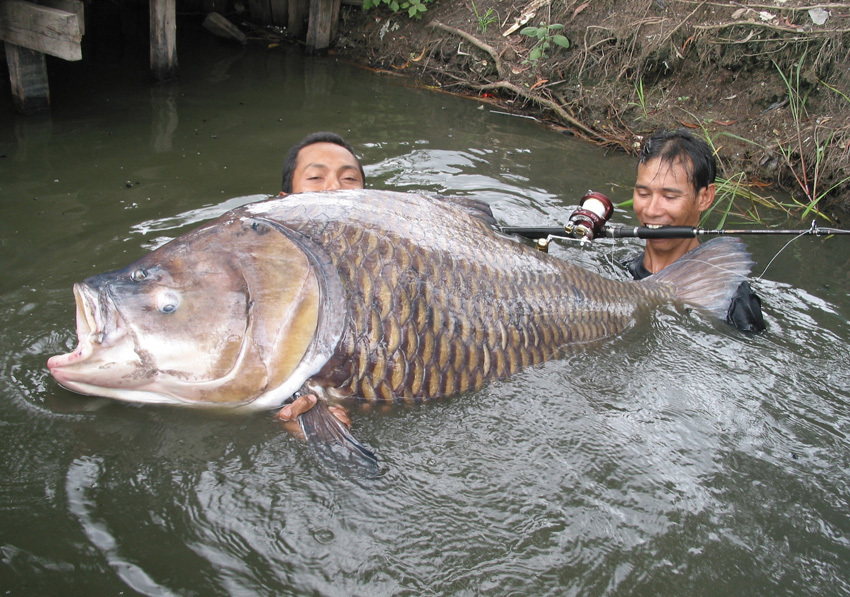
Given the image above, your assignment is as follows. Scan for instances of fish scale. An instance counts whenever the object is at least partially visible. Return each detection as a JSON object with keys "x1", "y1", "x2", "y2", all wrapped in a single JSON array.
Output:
[{"x1": 260, "y1": 190, "x2": 670, "y2": 403}]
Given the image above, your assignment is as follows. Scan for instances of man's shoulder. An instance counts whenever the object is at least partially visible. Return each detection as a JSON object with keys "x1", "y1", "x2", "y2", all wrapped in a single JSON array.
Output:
[
  {"x1": 728, "y1": 280, "x2": 766, "y2": 333},
  {"x1": 622, "y1": 250, "x2": 766, "y2": 332},
  {"x1": 621, "y1": 251, "x2": 650, "y2": 280}
]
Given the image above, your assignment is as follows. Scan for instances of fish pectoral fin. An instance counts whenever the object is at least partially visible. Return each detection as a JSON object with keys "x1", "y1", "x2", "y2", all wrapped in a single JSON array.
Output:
[{"x1": 298, "y1": 399, "x2": 379, "y2": 477}]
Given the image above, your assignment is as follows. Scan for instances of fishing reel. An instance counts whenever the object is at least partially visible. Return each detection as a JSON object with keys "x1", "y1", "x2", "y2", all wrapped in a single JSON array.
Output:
[
  {"x1": 534, "y1": 191, "x2": 614, "y2": 251},
  {"x1": 565, "y1": 191, "x2": 614, "y2": 242}
]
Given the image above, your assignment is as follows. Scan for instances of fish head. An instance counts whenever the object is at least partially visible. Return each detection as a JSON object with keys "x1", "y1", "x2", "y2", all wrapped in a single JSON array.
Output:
[{"x1": 47, "y1": 216, "x2": 322, "y2": 407}]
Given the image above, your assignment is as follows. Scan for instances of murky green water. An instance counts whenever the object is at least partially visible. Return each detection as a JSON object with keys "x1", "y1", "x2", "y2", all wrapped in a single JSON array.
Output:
[{"x1": 2, "y1": 23, "x2": 849, "y2": 596}]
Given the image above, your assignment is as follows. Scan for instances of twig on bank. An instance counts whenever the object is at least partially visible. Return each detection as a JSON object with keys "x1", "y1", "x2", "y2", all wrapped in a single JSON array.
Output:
[
  {"x1": 678, "y1": 1, "x2": 850, "y2": 11},
  {"x1": 693, "y1": 21, "x2": 850, "y2": 34},
  {"x1": 427, "y1": 21, "x2": 507, "y2": 79},
  {"x1": 468, "y1": 80, "x2": 624, "y2": 148},
  {"x1": 658, "y1": 1, "x2": 706, "y2": 47}
]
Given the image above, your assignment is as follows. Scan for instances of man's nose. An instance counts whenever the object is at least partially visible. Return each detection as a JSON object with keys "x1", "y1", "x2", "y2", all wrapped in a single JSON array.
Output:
[
  {"x1": 643, "y1": 194, "x2": 664, "y2": 216},
  {"x1": 324, "y1": 177, "x2": 342, "y2": 191}
]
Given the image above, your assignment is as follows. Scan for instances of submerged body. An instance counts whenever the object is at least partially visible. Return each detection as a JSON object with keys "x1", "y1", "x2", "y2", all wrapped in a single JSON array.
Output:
[{"x1": 48, "y1": 190, "x2": 752, "y2": 411}]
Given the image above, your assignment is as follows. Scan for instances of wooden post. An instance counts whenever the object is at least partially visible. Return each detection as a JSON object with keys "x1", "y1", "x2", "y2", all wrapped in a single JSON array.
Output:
[
  {"x1": 150, "y1": 0, "x2": 177, "y2": 81},
  {"x1": 5, "y1": 43, "x2": 50, "y2": 112},
  {"x1": 287, "y1": 0, "x2": 307, "y2": 38},
  {"x1": 305, "y1": 0, "x2": 339, "y2": 55},
  {"x1": 247, "y1": 0, "x2": 272, "y2": 26},
  {"x1": 270, "y1": 0, "x2": 288, "y2": 26}
]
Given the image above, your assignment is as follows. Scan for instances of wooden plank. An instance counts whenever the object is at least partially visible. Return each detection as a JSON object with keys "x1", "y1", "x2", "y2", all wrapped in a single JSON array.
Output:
[
  {"x1": 150, "y1": 0, "x2": 177, "y2": 81},
  {"x1": 37, "y1": 0, "x2": 84, "y2": 35},
  {"x1": 0, "y1": 0, "x2": 82, "y2": 61},
  {"x1": 202, "y1": 12, "x2": 247, "y2": 43},
  {"x1": 5, "y1": 42, "x2": 50, "y2": 112},
  {"x1": 305, "y1": 0, "x2": 338, "y2": 55}
]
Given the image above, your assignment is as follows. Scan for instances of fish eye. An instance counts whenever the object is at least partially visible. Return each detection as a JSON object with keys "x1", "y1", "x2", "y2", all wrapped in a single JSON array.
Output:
[
  {"x1": 131, "y1": 269, "x2": 147, "y2": 282},
  {"x1": 156, "y1": 290, "x2": 181, "y2": 314}
]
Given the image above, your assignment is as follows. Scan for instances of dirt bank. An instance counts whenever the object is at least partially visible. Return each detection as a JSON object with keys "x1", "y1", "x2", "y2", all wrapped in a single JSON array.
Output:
[{"x1": 322, "y1": 0, "x2": 850, "y2": 216}]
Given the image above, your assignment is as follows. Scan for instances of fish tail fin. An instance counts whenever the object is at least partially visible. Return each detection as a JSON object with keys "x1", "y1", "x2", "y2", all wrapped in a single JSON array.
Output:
[
  {"x1": 643, "y1": 237, "x2": 754, "y2": 318},
  {"x1": 298, "y1": 399, "x2": 379, "y2": 477}
]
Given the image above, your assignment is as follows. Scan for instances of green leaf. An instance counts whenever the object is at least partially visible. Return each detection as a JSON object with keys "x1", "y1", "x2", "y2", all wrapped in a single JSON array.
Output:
[
  {"x1": 552, "y1": 35, "x2": 570, "y2": 48},
  {"x1": 389, "y1": 1, "x2": 399, "y2": 10},
  {"x1": 548, "y1": 24, "x2": 564, "y2": 31},
  {"x1": 519, "y1": 26, "x2": 538, "y2": 37},
  {"x1": 529, "y1": 47, "x2": 542, "y2": 61}
]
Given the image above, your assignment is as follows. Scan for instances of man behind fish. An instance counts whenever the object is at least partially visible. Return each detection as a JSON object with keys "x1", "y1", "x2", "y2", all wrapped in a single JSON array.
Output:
[
  {"x1": 622, "y1": 129, "x2": 765, "y2": 332},
  {"x1": 276, "y1": 131, "x2": 367, "y2": 427},
  {"x1": 279, "y1": 131, "x2": 366, "y2": 195}
]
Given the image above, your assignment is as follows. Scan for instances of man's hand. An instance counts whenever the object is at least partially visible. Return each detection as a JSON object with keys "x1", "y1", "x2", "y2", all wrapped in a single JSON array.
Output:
[
  {"x1": 276, "y1": 394, "x2": 352, "y2": 438},
  {"x1": 277, "y1": 394, "x2": 318, "y2": 422}
]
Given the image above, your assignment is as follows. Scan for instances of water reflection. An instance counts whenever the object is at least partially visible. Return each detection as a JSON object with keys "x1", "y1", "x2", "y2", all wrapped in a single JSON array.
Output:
[{"x1": 150, "y1": 83, "x2": 179, "y2": 153}]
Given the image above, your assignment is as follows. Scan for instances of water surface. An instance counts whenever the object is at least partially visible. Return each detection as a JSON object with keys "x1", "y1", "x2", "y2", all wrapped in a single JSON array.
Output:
[{"x1": 1, "y1": 24, "x2": 849, "y2": 596}]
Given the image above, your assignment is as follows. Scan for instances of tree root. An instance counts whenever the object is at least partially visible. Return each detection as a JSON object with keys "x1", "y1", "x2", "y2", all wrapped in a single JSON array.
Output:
[
  {"x1": 469, "y1": 80, "x2": 630, "y2": 150},
  {"x1": 427, "y1": 21, "x2": 632, "y2": 149},
  {"x1": 427, "y1": 21, "x2": 507, "y2": 79}
]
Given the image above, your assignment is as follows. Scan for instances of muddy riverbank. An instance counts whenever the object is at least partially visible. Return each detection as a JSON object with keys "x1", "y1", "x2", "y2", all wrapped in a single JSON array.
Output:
[{"x1": 319, "y1": 0, "x2": 850, "y2": 216}]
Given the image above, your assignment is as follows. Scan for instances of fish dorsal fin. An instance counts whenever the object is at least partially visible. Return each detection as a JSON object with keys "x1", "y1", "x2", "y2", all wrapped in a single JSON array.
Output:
[{"x1": 430, "y1": 194, "x2": 497, "y2": 227}]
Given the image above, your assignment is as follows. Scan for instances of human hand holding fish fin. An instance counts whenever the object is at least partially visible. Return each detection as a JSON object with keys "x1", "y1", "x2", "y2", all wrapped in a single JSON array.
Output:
[
  {"x1": 285, "y1": 395, "x2": 378, "y2": 476},
  {"x1": 277, "y1": 394, "x2": 351, "y2": 431}
]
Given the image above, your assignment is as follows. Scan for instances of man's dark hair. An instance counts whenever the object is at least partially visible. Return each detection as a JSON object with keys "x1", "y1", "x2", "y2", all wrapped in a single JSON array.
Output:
[
  {"x1": 638, "y1": 129, "x2": 717, "y2": 193},
  {"x1": 281, "y1": 131, "x2": 366, "y2": 193}
]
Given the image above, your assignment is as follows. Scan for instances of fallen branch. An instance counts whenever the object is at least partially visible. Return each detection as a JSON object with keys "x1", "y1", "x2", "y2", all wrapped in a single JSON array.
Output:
[
  {"x1": 693, "y1": 20, "x2": 850, "y2": 34},
  {"x1": 679, "y1": 1, "x2": 850, "y2": 11},
  {"x1": 427, "y1": 21, "x2": 506, "y2": 79},
  {"x1": 469, "y1": 80, "x2": 623, "y2": 147}
]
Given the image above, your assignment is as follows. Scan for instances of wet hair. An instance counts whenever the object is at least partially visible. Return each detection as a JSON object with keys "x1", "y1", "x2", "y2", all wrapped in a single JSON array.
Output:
[
  {"x1": 638, "y1": 129, "x2": 717, "y2": 194},
  {"x1": 280, "y1": 131, "x2": 366, "y2": 193}
]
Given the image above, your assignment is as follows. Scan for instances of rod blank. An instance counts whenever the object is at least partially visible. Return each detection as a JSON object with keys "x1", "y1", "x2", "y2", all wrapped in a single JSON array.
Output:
[{"x1": 499, "y1": 222, "x2": 850, "y2": 241}]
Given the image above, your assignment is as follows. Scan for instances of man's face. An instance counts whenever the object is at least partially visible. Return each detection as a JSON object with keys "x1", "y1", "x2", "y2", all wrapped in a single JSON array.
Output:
[
  {"x1": 633, "y1": 157, "x2": 714, "y2": 229},
  {"x1": 291, "y1": 142, "x2": 364, "y2": 193}
]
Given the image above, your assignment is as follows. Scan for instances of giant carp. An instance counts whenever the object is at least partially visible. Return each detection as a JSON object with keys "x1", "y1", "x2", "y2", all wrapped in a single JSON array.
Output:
[{"x1": 48, "y1": 190, "x2": 754, "y2": 469}]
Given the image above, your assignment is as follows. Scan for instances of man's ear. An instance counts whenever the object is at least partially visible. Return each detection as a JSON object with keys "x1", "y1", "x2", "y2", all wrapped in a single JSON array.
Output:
[{"x1": 697, "y1": 183, "x2": 716, "y2": 212}]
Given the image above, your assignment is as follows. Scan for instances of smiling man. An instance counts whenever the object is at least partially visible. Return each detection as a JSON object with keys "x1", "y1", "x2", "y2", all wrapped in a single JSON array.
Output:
[
  {"x1": 280, "y1": 131, "x2": 366, "y2": 194},
  {"x1": 623, "y1": 129, "x2": 766, "y2": 332}
]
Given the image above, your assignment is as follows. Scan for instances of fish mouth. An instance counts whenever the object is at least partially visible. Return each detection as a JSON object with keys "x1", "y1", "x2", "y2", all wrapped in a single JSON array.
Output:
[{"x1": 47, "y1": 283, "x2": 127, "y2": 384}]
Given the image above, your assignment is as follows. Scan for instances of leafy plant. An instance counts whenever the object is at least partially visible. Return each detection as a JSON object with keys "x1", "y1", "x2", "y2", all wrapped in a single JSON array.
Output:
[
  {"x1": 628, "y1": 76, "x2": 649, "y2": 120},
  {"x1": 471, "y1": 0, "x2": 498, "y2": 35},
  {"x1": 519, "y1": 23, "x2": 570, "y2": 63},
  {"x1": 772, "y1": 51, "x2": 848, "y2": 217},
  {"x1": 363, "y1": 0, "x2": 431, "y2": 19}
]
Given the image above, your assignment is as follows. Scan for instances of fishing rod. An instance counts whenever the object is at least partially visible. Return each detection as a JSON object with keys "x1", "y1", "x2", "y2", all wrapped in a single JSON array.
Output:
[{"x1": 499, "y1": 191, "x2": 850, "y2": 250}]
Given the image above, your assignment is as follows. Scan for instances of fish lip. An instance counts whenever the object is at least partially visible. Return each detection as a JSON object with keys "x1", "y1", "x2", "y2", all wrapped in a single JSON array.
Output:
[{"x1": 47, "y1": 282, "x2": 123, "y2": 374}]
